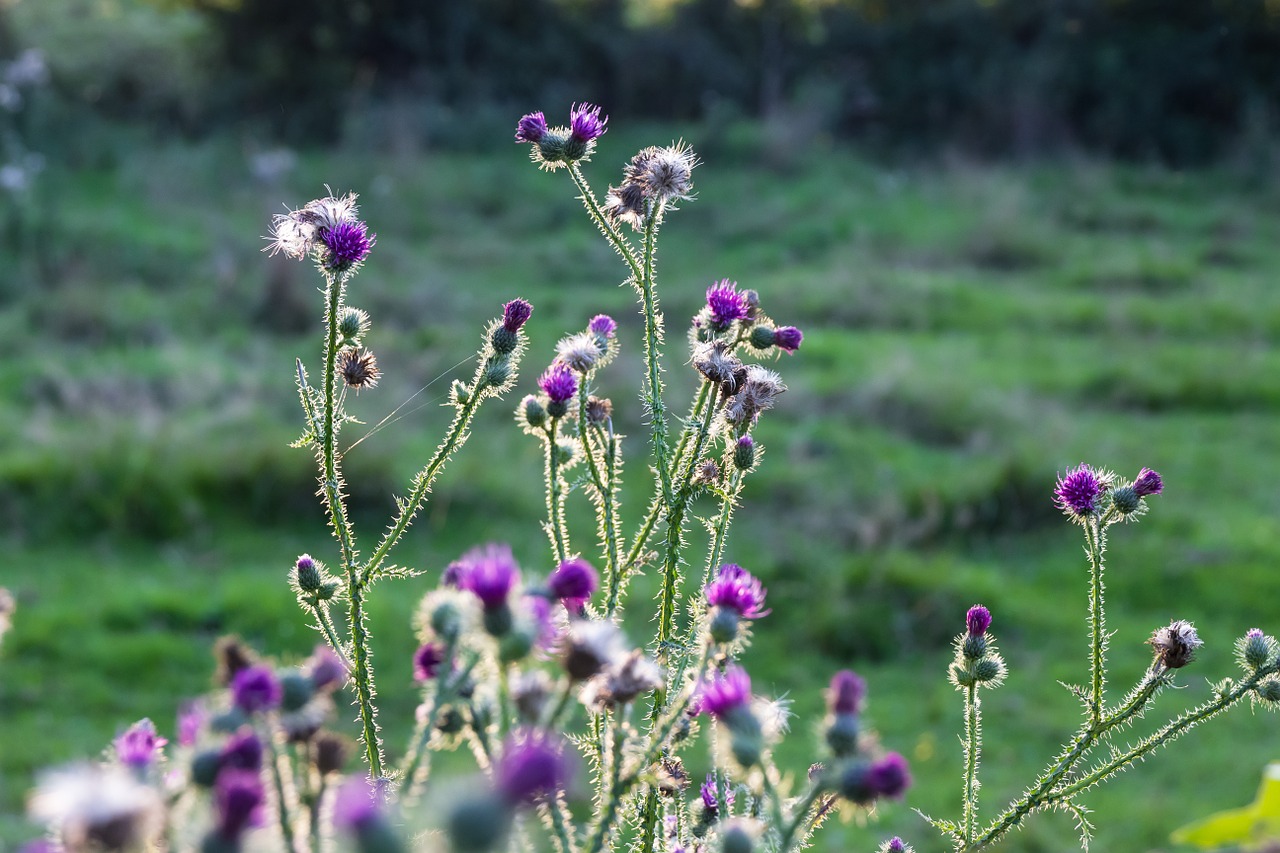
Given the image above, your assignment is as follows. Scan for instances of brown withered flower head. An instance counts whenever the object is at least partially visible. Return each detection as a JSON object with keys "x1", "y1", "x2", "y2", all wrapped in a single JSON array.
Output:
[
  {"x1": 1149, "y1": 619, "x2": 1203, "y2": 669},
  {"x1": 338, "y1": 346, "x2": 380, "y2": 391}
]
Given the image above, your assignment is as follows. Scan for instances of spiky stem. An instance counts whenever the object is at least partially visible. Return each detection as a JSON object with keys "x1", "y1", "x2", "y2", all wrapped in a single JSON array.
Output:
[
  {"x1": 545, "y1": 420, "x2": 570, "y2": 563},
  {"x1": 962, "y1": 685, "x2": 981, "y2": 846}
]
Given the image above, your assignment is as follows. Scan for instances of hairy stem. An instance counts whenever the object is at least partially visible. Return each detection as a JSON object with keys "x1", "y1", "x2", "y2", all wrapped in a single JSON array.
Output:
[
  {"x1": 545, "y1": 421, "x2": 570, "y2": 563},
  {"x1": 346, "y1": 577, "x2": 383, "y2": 777},
  {"x1": 962, "y1": 685, "x2": 981, "y2": 846}
]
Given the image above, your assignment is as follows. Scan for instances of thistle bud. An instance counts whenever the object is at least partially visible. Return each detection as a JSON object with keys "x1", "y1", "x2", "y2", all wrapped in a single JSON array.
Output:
[
  {"x1": 733, "y1": 435, "x2": 756, "y2": 470},
  {"x1": 481, "y1": 354, "x2": 513, "y2": 390},
  {"x1": 450, "y1": 379, "x2": 471, "y2": 407},
  {"x1": 720, "y1": 821, "x2": 756, "y2": 853},
  {"x1": 445, "y1": 791, "x2": 511, "y2": 852},
  {"x1": 1110, "y1": 485, "x2": 1140, "y2": 515},
  {"x1": 1256, "y1": 677, "x2": 1280, "y2": 703},
  {"x1": 191, "y1": 750, "x2": 222, "y2": 787},
  {"x1": 518, "y1": 395, "x2": 547, "y2": 431},
  {"x1": 279, "y1": 672, "x2": 314, "y2": 713},
  {"x1": 314, "y1": 732, "x2": 353, "y2": 776},
  {"x1": 709, "y1": 607, "x2": 742, "y2": 645},
  {"x1": 491, "y1": 326, "x2": 519, "y2": 355},
  {"x1": 972, "y1": 656, "x2": 1006, "y2": 684},
  {"x1": 826, "y1": 713, "x2": 860, "y2": 758},
  {"x1": 1238, "y1": 629, "x2": 1276, "y2": 671},
  {"x1": 337, "y1": 306, "x2": 371, "y2": 344},
  {"x1": 748, "y1": 325, "x2": 776, "y2": 350},
  {"x1": 294, "y1": 554, "x2": 323, "y2": 592},
  {"x1": 962, "y1": 634, "x2": 987, "y2": 660},
  {"x1": 317, "y1": 581, "x2": 339, "y2": 601},
  {"x1": 1132, "y1": 467, "x2": 1163, "y2": 497}
]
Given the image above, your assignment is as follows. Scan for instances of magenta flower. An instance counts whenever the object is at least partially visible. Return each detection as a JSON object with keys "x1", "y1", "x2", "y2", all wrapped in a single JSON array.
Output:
[
  {"x1": 548, "y1": 557, "x2": 598, "y2": 610},
  {"x1": 514, "y1": 112, "x2": 548, "y2": 144},
  {"x1": 588, "y1": 314, "x2": 617, "y2": 339},
  {"x1": 220, "y1": 729, "x2": 264, "y2": 772},
  {"x1": 569, "y1": 102, "x2": 607, "y2": 142},
  {"x1": 698, "y1": 665, "x2": 753, "y2": 719},
  {"x1": 213, "y1": 768, "x2": 265, "y2": 841},
  {"x1": 320, "y1": 220, "x2": 376, "y2": 271},
  {"x1": 457, "y1": 543, "x2": 521, "y2": 610},
  {"x1": 539, "y1": 363, "x2": 578, "y2": 403},
  {"x1": 115, "y1": 719, "x2": 167, "y2": 769},
  {"x1": 774, "y1": 326, "x2": 803, "y2": 353},
  {"x1": 177, "y1": 701, "x2": 206, "y2": 748},
  {"x1": 1053, "y1": 464, "x2": 1104, "y2": 517},
  {"x1": 414, "y1": 642, "x2": 447, "y2": 682},
  {"x1": 1133, "y1": 467, "x2": 1163, "y2": 497},
  {"x1": 867, "y1": 752, "x2": 911, "y2": 798},
  {"x1": 231, "y1": 665, "x2": 282, "y2": 714},
  {"x1": 503, "y1": 298, "x2": 534, "y2": 333},
  {"x1": 705, "y1": 564, "x2": 769, "y2": 620},
  {"x1": 333, "y1": 775, "x2": 387, "y2": 830},
  {"x1": 495, "y1": 731, "x2": 568, "y2": 805},
  {"x1": 966, "y1": 605, "x2": 992, "y2": 637},
  {"x1": 828, "y1": 670, "x2": 866, "y2": 715},
  {"x1": 700, "y1": 773, "x2": 735, "y2": 813},
  {"x1": 706, "y1": 279, "x2": 750, "y2": 328}
]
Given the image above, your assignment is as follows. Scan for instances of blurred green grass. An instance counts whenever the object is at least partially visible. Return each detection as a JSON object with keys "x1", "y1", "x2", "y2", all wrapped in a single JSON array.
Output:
[{"x1": 2, "y1": 125, "x2": 1279, "y2": 850}]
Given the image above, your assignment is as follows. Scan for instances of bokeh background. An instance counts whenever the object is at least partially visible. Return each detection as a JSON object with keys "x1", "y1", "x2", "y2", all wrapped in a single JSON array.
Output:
[{"x1": 3, "y1": 1, "x2": 1280, "y2": 849}]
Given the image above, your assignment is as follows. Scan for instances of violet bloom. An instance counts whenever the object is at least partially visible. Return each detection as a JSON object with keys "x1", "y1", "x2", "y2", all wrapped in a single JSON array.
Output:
[
  {"x1": 698, "y1": 666, "x2": 753, "y2": 719},
  {"x1": 548, "y1": 557, "x2": 598, "y2": 611},
  {"x1": 829, "y1": 670, "x2": 866, "y2": 716},
  {"x1": 699, "y1": 773, "x2": 734, "y2": 814},
  {"x1": 115, "y1": 719, "x2": 167, "y2": 769},
  {"x1": 495, "y1": 731, "x2": 568, "y2": 805},
  {"x1": 231, "y1": 665, "x2": 282, "y2": 714},
  {"x1": 503, "y1": 298, "x2": 533, "y2": 333},
  {"x1": 966, "y1": 605, "x2": 992, "y2": 637},
  {"x1": 774, "y1": 326, "x2": 803, "y2": 353},
  {"x1": 332, "y1": 775, "x2": 386, "y2": 831},
  {"x1": 706, "y1": 279, "x2": 750, "y2": 328},
  {"x1": 539, "y1": 363, "x2": 578, "y2": 403},
  {"x1": 457, "y1": 543, "x2": 521, "y2": 610},
  {"x1": 866, "y1": 752, "x2": 911, "y2": 798},
  {"x1": 414, "y1": 642, "x2": 446, "y2": 682},
  {"x1": 1133, "y1": 467, "x2": 1163, "y2": 497},
  {"x1": 514, "y1": 112, "x2": 548, "y2": 144},
  {"x1": 705, "y1": 564, "x2": 770, "y2": 620},
  {"x1": 320, "y1": 220, "x2": 376, "y2": 271},
  {"x1": 213, "y1": 768, "x2": 265, "y2": 842},
  {"x1": 588, "y1": 314, "x2": 617, "y2": 339},
  {"x1": 569, "y1": 102, "x2": 607, "y2": 143},
  {"x1": 1053, "y1": 464, "x2": 1104, "y2": 517},
  {"x1": 177, "y1": 702, "x2": 206, "y2": 748},
  {"x1": 308, "y1": 644, "x2": 348, "y2": 692},
  {"x1": 220, "y1": 729, "x2": 264, "y2": 772}
]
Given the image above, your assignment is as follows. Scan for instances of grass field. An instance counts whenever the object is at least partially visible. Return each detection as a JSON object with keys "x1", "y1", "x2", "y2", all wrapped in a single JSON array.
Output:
[{"x1": 2, "y1": 120, "x2": 1279, "y2": 850}]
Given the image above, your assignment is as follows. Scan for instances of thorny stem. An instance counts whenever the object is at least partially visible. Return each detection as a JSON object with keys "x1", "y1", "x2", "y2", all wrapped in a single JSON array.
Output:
[
  {"x1": 545, "y1": 796, "x2": 578, "y2": 853},
  {"x1": 576, "y1": 382, "x2": 622, "y2": 610},
  {"x1": 346, "y1": 576, "x2": 383, "y2": 777},
  {"x1": 545, "y1": 420, "x2": 570, "y2": 563},
  {"x1": 599, "y1": 425, "x2": 627, "y2": 616},
  {"x1": 962, "y1": 685, "x2": 980, "y2": 846},
  {"x1": 1084, "y1": 516, "x2": 1107, "y2": 725},
  {"x1": 639, "y1": 202, "x2": 673, "y2": 507},
  {"x1": 319, "y1": 273, "x2": 359, "y2": 573}
]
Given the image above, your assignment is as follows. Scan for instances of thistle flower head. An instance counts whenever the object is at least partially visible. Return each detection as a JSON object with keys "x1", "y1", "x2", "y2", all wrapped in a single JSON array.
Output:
[
  {"x1": 966, "y1": 605, "x2": 992, "y2": 637},
  {"x1": 604, "y1": 181, "x2": 647, "y2": 228},
  {"x1": 495, "y1": 731, "x2": 569, "y2": 805},
  {"x1": 514, "y1": 112, "x2": 548, "y2": 144},
  {"x1": 723, "y1": 365, "x2": 786, "y2": 428},
  {"x1": 539, "y1": 363, "x2": 578, "y2": 404},
  {"x1": 706, "y1": 564, "x2": 770, "y2": 620},
  {"x1": 586, "y1": 395, "x2": 613, "y2": 426},
  {"x1": 700, "y1": 773, "x2": 734, "y2": 814},
  {"x1": 588, "y1": 314, "x2": 617, "y2": 340},
  {"x1": 220, "y1": 728, "x2": 264, "y2": 772},
  {"x1": 457, "y1": 544, "x2": 521, "y2": 610},
  {"x1": 773, "y1": 326, "x2": 803, "y2": 353},
  {"x1": 320, "y1": 220, "x2": 376, "y2": 271},
  {"x1": 877, "y1": 837, "x2": 913, "y2": 853},
  {"x1": 1150, "y1": 619, "x2": 1203, "y2": 669},
  {"x1": 1054, "y1": 464, "x2": 1105, "y2": 518},
  {"x1": 114, "y1": 719, "x2": 166, "y2": 769},
  {"x1": 555, "y1": 332, "x2": 604, "y2": 373},
  {"x1": 866, "y1": 752, "x2": 911, "y2": 799},
  {"x1": 569, "y1": 102, "x2": 607, "y2": 143},
  {"x1": 414, "y1": 642, "x2": 447, "y2": 682},
  {"x1": 213, "y1": 768, "x2": 265, "y2": 842},
  {"x1": 231, "y1": 665, "x2": 282, "y2": 714},
  {"x1": 307, "y1": 644, "x2": 348, "y2": 692},
  {"x1": 692, "y1": 339, "x2": 744, "y2": 386},
  {"x1": 502, "y1": 298, "x2": 534, "y2": 333},
  {"x1": 332, "y1": 776, "x2": 389, "y2": 831},
  {"x1": 626, "y1": 142, "x2": 699, "y2": 204},
  {"x1": 698, "y1": 665, "x2": 753, "y2": 719},
  {"x1": 706, "y1": 280, "x2": 750, "y2": 329},
  {"x1": 1133, "y1": 467, "x2": 1163, "y2": 497},
  {"x1": 587, "y1": 650, "x2": 664, "y2": 709},
  {"x1": 338, "y1": 346, "x2": 380, "y2": 391},
  {"x1": 548, "y1": 557, "x2": 598, "y2": 611},
  {"x1": 828, "y1": 670, "x2": 866, "y2": 715}
]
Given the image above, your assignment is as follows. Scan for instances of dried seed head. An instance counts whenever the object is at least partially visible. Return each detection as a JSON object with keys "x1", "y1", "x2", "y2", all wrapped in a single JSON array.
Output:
[
  {"x1": 314, "y1": 731, "x2": 353, "y2": 776},
  {"x1": 1149, "y1": 619, "x2": 1203, "y2": 669},
  {"x1": 585, "y1": 395, "x2": 612, "y2": 426},
  {"x1": 555, "y1": 332, "x2": 604, "y2": 372},
  {"x1": 723, "y1": 365, "x2": 786, "y2": 428},
  {"x1": 692, "y1": 340, "x2": 743, "y2": 385},
  {"x1": 338, "y1": 347, "x2": 379, "y2": 391},
  {"x1": 603, "y1": 181, "x2": 647, "y2": 229}
]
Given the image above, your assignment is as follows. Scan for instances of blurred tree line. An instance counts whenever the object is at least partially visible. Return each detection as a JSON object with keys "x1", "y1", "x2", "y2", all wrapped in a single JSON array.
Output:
[{"x1": 8, "y1": 0, "x2": 1280, "y2": 163}]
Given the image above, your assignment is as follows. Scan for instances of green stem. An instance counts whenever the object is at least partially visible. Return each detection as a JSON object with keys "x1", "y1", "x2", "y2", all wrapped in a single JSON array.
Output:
[
  {"x1": 576, "y1": 382, "x2": 622, "y2": 611},
  {"x1": 546, "y1": 797, "x2": 578, "y2": 853},
  {"x1": 962, "y1": 685, "x2": 980, "y2": 846},
  {"x1": 1084, "y1": 517, "x2": 1107, "y2": 725},
  {"x1": 545, "y1": 422, "x2": 569, "y2": 563},
  {"x1": 599, "y1": 426, "x2": 627, "y2": 616},
  {"x1": 346, "y1": 576, "x2": 383, "y2": 777},
  {"x1": 319, "y1": 273, "x2": 358, "y2": 572},
  {"x1": 639, "y1": 203, "x2": 673, "y2": 506}
]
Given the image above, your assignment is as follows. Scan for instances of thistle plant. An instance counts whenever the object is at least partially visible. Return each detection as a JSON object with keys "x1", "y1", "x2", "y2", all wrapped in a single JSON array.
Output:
[
  {"x1": 19, "y1": 108, "x2": 1280, "y2": 853},
  {"x1": 924, "y1": 464, "x2": 1280, "y2": 851}
]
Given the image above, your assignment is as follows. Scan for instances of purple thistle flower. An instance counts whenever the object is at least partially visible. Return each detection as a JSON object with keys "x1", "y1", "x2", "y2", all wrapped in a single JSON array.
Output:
[
  {"x1": 115, "y1": 719, "x2": 167, "y2": 769},
  {"x1": 1053, "y1": 464, "x2": 1104, "y2": 517},
  {"x1": 441, "y1": 560, "x2": 466, "y2": 588},
  {"x1": 1248, "y1": 628, "x2": 1265, "y2": 639},
  {"x1": 308, "y1": 644, "x2": 348, "y2": 692},
  {"x1": 569, "y1": 102, "x2": 607, "y2": 143},
  {"x1": 705, "y1": 564, "x2": 770, "y2": 620},
  {"x1": 966, "y1": 605, "x2": 992, "y2": 638},
  {"x1": 829, "y1": 670, "x2": 866, "y2": 715},
  {"x1": 213, "y1": 768, "x2": 265, "y2": 841},
  {"x1": 588, "y1": 314, "x2": 618, "y2": 339},
  {"x1": 706, "y1": 280, "x2": 750, "y2": 328},
  {"x1": 539, "y1": 363, "x2": 578, "y2": 403},
  {"x1": 1133, "y1": 467, "x2": 1163, "y2": 497},
  {"x1": 177, "y1": 701, "x2": 206, "y2": 748},
  {"x1": 414, "y1": 642, "x2": 447, "y2": 682},
  {"x1": 699, "y1": 773, "x2": 735, "y2": 813},
  {"x1": 320, "y1": 220, "x2": 376, "y2": 271},
  {"x1": 523, "y1": 594, "x2": 559, "y2": 651},
  {"x1": 866, "y1": 752, "x2": 911, "y2": 798},
  {"x1": 774, "y1": 326, "x2": 803, "y2": 353},
  {"x1": 220, "y1": 729, "x2": 264, "y2": 772},
  {"x1": 231, "y1": 665, "x2": 282, "y2": 714},
  {"x1": 503, "y1": 298, "x2": 534, "y2": 333},
  {"x1": 548, "y1": 557, "x2": 598, "y2": 611},
  {"x1": 332, "y1": 775, "x2": 385, "y2": 830},
  {"x1": 457, "y1": 543, "x2": 521, "y2": 610},
  {"x1": 495, "y1": 731, "x2": 568, "y2": 805},
  {"x1": 881, "y1": 838, "x2": 909, "y2": 853},
  {"x1": 698, "y1": 665, "x2": 753, "y2": 719},
  {"x1": 514, "y1": 111, "x2": 548, "y2": 144}
]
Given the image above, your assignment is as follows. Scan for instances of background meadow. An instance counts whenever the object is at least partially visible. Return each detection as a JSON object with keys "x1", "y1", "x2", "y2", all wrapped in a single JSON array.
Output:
[{"x1": 3, "y1": 1, "x2": 1280, "y2": 850}]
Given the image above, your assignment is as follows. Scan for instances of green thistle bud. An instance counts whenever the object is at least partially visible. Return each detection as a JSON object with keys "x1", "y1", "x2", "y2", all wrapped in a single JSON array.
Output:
[
  {"x1": 481, "y1": 355, "x2": 513, "y2": 389},
  {"x1": 451, "y1": 379, "x2": 471, "y2": 407},
  {"x1": 294, "y1": 555, "x2": 323, "y2": 592},
  {"x1": 317, "y1": 582, "x2": 339, "y2": 601},
  {"x1": 726, "y1": 709, "x2": 764, "y2": 768},
  {"x1": 1256, "y1": 677, "x2": 1280, "y2": 704},
  {"x1": 498, "y1": 625, "x2": 536, "y2": 663},
  {"x1": 337, "y1": 306, "x2": 371, "y2": 344},
  {"x1": 1110, "y1": 485, "x2": 1140, "y2": 515},
  {"x1": 519, "y1": 395, "x2": 547, "y2": 430},
  {"x1": 546, "y1": 398, "x2": 569, "y2": 419},
  {"x1": 537, "y1": 131, "x2": 570, "y2": 166},
  {"x1": 733, "y1": 436, "x2": 756, "y2": 471},
  {"x1": 430, "y1": 599, "x2": 463, "y2": 644},
  {"x1": 973, "y1": 655, "x2": 1006, "y2": 685},
  {"x1": 962, "y1": 634, "x2": 987, "y2": 660},
  {"x1": 721, "y1": 822, "x2": 756, "y2": 853},
  {"x1": 563, "y1": 135, "x2": 589, "y2": 163},
  {"x1": 554, "y1": 439, "x2": 577, "y2": 467},
  {"x1": 491, "y1": 325, "x2": 519, "y2": 355},
  {"x1": 1238, "y1": 629, "x2": 1277, "y2": 671},
  {"x1": 709, "y1": 608, "x2": 741, "y2": 644},
  {"x1": 280, "y1": 672, "x2": 314, "y2": 713},
  {"x1": 949, "y1": 661, "x2": 975, "y2": 687},
  {"x1": 826, "y1": 713, "x2": 861, "y2": 758},
  {"x1": 482, "y1": 602, "x2": 514, "y2": 638},
  {"x1": 748, "y1": 325, "x2": 777, "y2": 350}
]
